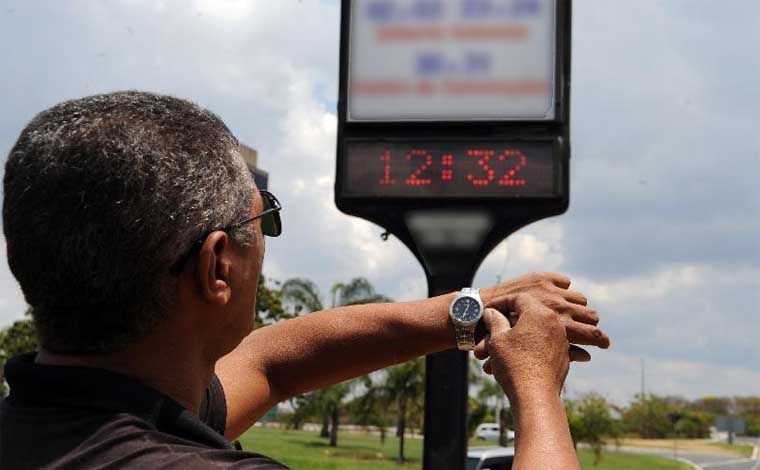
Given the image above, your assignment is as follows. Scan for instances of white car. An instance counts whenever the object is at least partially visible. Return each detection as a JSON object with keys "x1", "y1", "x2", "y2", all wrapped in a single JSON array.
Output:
[
  {"x1": 475, "y1": 423, "x2": 515, "y2": 442},
  {"x1": 467, "y1": 446, "x2": 515, "y2": 470}
]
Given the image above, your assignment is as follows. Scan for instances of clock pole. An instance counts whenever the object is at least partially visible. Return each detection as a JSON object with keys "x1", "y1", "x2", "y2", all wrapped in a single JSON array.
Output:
[{"x1": 423, "y1": 274, "x2": 473, "y2": 470}]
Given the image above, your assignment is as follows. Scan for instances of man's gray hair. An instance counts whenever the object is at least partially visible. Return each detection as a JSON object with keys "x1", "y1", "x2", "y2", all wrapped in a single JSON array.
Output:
[{"x1": 3, "y1": 91, "x2": 255, "y2": 353}]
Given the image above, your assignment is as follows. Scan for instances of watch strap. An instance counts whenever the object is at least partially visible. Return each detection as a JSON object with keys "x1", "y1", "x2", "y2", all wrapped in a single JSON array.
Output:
[{"x1": 454, "y1": 324, "x2": 476, "y2": 351}]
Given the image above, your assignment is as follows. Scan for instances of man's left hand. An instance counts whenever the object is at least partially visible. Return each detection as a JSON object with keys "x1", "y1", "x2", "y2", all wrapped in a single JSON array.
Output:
[{"x1": 477, "y1": 272, "x2": 610, "y2": 360}]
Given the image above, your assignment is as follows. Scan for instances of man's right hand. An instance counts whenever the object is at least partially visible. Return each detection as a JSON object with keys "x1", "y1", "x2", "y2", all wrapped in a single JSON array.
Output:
[
  {"x1": 478, "y1": 294, "x2": 576, "y2": 402},
  {"x1": 479, "y1": 294, "x2": 583, "y2": 469}
]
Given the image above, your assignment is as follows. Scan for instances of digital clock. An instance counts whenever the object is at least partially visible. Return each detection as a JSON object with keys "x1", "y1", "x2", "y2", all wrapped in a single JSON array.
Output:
[
  {"x1": 335, "y1": 1, "x2": 571, "y2": 467},
  {"x1": 340, "y1": 139, "x2": 558, "y2": 198}
]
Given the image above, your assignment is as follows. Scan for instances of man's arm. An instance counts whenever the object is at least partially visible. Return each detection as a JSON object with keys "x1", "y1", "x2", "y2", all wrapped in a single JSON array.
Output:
[
  {"x1": 479, "y1": 296, "x2": 579, "y2": 470},
  {"x1": 216, "y1": 293, "x2": 454, "y2": 438},
  {"x1": 216, "y1": 273, "x2": 608, "y2": 439}
]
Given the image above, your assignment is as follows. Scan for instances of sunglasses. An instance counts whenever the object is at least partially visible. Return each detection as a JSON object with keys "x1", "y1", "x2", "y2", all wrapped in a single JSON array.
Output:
[
  {"x1": 228, "y1": 190, "x2": 282, "y2": 238},
  {"x1": 169, "y1": 190, "x2": 282, "y2": 275}
]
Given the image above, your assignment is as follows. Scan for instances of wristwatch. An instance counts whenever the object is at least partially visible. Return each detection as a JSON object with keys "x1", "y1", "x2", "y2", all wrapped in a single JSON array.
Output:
[{"x1": 449, "y1": 288, "x2": 484, "y2": 351}]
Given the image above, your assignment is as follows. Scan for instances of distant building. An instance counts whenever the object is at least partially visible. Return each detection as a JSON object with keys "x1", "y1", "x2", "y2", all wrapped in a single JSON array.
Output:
[{"x1": 239, "y1": 144, "x2": 269, "y2": 191}]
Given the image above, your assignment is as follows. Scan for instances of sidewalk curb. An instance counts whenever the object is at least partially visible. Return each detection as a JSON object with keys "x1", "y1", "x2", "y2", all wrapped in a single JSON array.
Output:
[{"x1": 677, "y1": 457, "x2": 704, "y2": 470}]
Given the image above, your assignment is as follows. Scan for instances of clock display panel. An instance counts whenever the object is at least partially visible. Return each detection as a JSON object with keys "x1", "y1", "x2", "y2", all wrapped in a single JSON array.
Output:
[{"x1": 341, "y1": 139, "x2": 557, "y2": 198}]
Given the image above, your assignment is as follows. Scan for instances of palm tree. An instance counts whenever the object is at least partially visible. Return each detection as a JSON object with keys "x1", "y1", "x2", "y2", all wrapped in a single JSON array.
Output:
[
  {"x1": 351, "y1": 360, "x2": 425, "y2": 461},
  {"x1": 331, "y1": 278, "x2": 391, "y2": 306},
  {"x1": 280, "y1": 278, "x2": 324, "y2": 314},
  {"x1": 325, "y1": 381, "x2": 352, "y2": 447},
  {"x1": 280, "y1": 278, "x2": 331, "y2": 435},
  {"x1": 350, "y1": 374, "x2": 390, "y2": 444},
  {"x1": 280, "y1": 276, "x2": 391, "y2": 447},
  {"x1": 255, "y1": 275, "x2": 291, "y2": 327},
  {"x1": 384, "y1": 358, "x2": 425, "y2": 462}
]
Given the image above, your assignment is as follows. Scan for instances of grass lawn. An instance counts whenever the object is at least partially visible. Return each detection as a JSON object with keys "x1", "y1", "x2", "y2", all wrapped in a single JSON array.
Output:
[
  {"x1": 239, "y1": 427, "x2": 691, "y2": 469},
  {"x1": 708, "y1": 442, "x2": 754, "y2": 457},
  {"x1": 620, "y1": 438, "x2": 753, "y2": 457}
]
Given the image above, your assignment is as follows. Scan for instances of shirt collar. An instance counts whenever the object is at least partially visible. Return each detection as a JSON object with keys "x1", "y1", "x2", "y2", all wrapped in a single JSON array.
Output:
[{"x1": 4, "y1": 352, "x2": 233, "y2": 449}]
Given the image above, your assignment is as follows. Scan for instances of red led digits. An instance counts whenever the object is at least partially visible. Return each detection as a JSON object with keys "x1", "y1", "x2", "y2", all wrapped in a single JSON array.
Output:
[
  {"x1": 466, "y1": 150, "x2": 496, "y2": 186},
  {"x1": 441, "y1": 153, "x2": 454, "y2": 181},
  {"x1": 379, "y1": 150, "x2": 395, "y2": 185},
  {"x1": 405, "y1": 149, "x2": 433, "y2": 186},
  {"x1": 373, "y1": 146, "x2": 533, "y2": 192},
  {"x1": 497, "y1": 149, "x2": 527, "y2": 187}
]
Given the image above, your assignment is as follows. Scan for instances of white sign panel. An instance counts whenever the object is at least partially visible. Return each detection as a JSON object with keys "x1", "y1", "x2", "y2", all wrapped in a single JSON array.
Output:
[{"x1": 348, "y1": 0, "x2": 557, "y2": 121}]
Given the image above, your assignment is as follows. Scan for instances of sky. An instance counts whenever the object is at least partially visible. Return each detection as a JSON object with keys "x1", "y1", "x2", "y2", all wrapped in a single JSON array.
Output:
[{"x1": 0, "y1": 0, "x2": 758, "y2": 406}]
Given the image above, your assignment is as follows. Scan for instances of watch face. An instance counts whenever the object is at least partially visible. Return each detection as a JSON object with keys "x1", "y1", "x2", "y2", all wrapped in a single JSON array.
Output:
[{"x1": 451, "y1": 296, "x2": 481, "y2": 323}]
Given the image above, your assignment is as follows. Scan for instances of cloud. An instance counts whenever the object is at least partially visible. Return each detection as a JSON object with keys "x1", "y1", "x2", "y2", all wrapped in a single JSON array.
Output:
[
  {"x1": 572, "y1": 264, "x2": 760, "y2": 368},
  {"x1": 568, "y1": 350, "x2": 760, "y2": 406}
]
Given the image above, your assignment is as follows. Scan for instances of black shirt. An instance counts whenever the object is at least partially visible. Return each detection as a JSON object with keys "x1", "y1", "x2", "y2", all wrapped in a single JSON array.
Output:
[{"x1": 0, "y1": 353, "x2": 287, "y2": 469}]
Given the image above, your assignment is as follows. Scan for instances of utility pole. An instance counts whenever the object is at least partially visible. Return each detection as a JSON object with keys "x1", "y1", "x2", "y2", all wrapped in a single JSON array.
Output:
[{"x1": 640, "y1": 358, "x2": 646, "y2": 397}]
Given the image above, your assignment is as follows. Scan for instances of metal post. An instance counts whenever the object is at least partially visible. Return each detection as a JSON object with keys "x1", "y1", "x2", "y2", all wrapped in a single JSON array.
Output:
[
  {"x1": 423, "y1": 275, "x2": 473, "y2": 470},
  {"x1": 640, "y1": 358, "x2": 645, "y2": 397},
  {"x1": 672, "y1": 422, "x2": 677, "y2": 460}
]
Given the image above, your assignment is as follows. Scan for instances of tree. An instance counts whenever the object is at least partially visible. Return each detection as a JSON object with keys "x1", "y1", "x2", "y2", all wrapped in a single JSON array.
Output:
[
  {"x1": 349, "y1": 374, "x2": 390, "y2": 444},
  {"x1": 690, "y1": 396, "x2": 731, "y2": 415},
  {"x1": 283, "y1": 394, "x2": 315, "y2": 430},
  {"x1": 323, "y1": 380, "x2": 354, "y2": 447},
  {"x1": 623, "y1": 394, "x2": 679, "y2": 439},
  {"x1": 567, "y1": 394, "x2": 619, "y2": 466},
  {"x1": 351, "y1": 358, "x2": 425, "y2": 461},
  {"x1": 735, "y1": 396, "x2": 760, "y2": 417},
  {"x1": 477, "y1": 376, "x2": 511, "y2": 445},
  {"x1": 0, "y1": 319, "x2": 37, "y2": 363},
  {"x1": 279, "y1": 276, "x2": 391, "y2": 447},
  {"x1": 384, "y1": 358, "x2": 425, "y2": 462},
  {"x1": 0, "y1": 307, "x2": 38, "y2": 396},
  {"x1": 735, "y1": 397, "x2": 760, "y2": 437},
  {"x1": 745, "y1": 416, "x2": 760, "y2": 437},
  {"x1": 255, "y1": 275, "x2": 291, "y2": 327},
  {"x1": 279, "y1": 278, "x2": 331, "y2": 435},
  {"x1": 674, "y1": 410, "x2": 711, "y2": 439},
  {"x1": 468, "y1": 398, "x2": 491, "y2": 438},
  {"x1": 470, "y1": 355, "x2": 514, "y2": 446},
  {"x1": 331, "y1": 278, "x2": 391, "y2": 306},
  {"x1": 280, "y1": 278, "x2": 324, "y2": 315}
]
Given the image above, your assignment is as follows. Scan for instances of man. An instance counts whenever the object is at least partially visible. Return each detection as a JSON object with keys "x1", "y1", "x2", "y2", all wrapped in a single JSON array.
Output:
[{"x1": 1, "y1": 91, "x2": 609, "y2": 469}]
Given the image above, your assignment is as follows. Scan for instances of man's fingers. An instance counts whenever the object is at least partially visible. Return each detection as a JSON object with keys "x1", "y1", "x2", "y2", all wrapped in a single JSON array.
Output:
[
  {"x1": 485, "y1": 295, "x2": 517, "y2": 316},
  {"x1": 569, "y1": 345, "x2": 591, "y2": 363},
  {"x1": 481, "y1": 307, "x2": 512, "y2": 336},
  {"x1": 547, "y1": 273, "x2": 572, "y2": 289},
  {"x1": 482, "y1": 358, "x2": 493, "y2": 375},
  {"x1": 561, "y1": 317, "x2": 611, "y2": 348},
  {"x1": 512, "y1": 293, "x2": 549, "y2": 315},
  {"x1": 563, "y1": 305, "x2": 599, "y2": 326},
  {"x1": 473, "y1": 338, "x2": 489, "y2": 360},
  {"x1": 562, "y1": 289, "x2": 588, "y2": 306},
  {"x1": 476, "y1": 308, "x2": 511, "y2": 360}
]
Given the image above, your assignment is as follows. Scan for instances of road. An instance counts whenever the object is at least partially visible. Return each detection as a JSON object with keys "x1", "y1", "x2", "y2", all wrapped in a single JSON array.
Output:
[
  {"x1": 608, "y1": 444, "x2": 760, "y2": 470},
  {"x1": 736, "y1": 437, "x2": 760, "y2": 449}
]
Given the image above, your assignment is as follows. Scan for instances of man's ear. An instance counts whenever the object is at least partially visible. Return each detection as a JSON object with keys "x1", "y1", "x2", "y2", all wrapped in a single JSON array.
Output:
[{"x1": 194, "y1": 231, "x2": 233, "y2": 306}]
